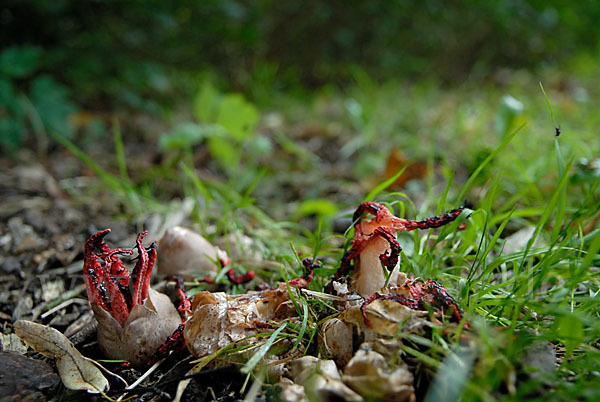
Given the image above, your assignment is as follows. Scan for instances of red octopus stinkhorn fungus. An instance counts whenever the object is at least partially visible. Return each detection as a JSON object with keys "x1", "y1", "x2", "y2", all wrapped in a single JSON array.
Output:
[
  {"x1": 332, "y1": 202, "x2": 464, "y2": 298},
  {"x1": 83, "y1": 229, "x2": 183, "y2": 366}
]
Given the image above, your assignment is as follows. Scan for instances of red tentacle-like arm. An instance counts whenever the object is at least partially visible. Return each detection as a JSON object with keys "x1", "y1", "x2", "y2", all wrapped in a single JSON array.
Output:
[
  {"x1": 353, "y1": 202, "x2": 465, "y2": 234},
  {"x1": 399, "y1": 207, "x2": 465, "y2": 231},
  {"x1": 103, "y1": 248, "x2": 133, "y2": 320},
  {"x1": 83, "y1": 229, "x2": 113, "y2": 311},
  {"x1": 352, "y1": 201, "x2": 384, "y2": 223},
  {"x1": 130, "y1": 231, "x2": 152, "y2": 306},
  {"x1": 360, "y1": 279, "x2": 464, "y2": 328},
  {"x1": 165, "y1": 275, "x2": 192, "y2": 318},
  {"x1": 107, "y1": 248, "x2": 133, "y2": 288},
  {"x1": 330, "y1": 202, "x2": 464, "y2": 283},
  {"x1": 288, "y1": 258, "x2": 320, "y2": 288},
  {"x1": 373, "y1": 226, "x2": 401, "y2": 270},
  {"x1": 361, "y1": 292, "x2": 419, "y2": 328},
  {"x1": 83, "y1": 229, "x2": 158, "y2": 326}
]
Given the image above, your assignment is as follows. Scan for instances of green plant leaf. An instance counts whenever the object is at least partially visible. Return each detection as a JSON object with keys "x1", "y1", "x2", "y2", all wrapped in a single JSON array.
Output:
[
  {"x1": 554, "y1": 314, "x2": 583, "y2": 357},
  {"x1": 193, "y1": 81, "x2": 219, "y2": 122},
  {"x1": 364, "y1": 166, "x2": 407, "y2": 202},
  {"x1": 0, "y1": 117, "x2": 26, "y2": 153},
  {"x1": 494, "y1": 94, "x2": 523, "y2": 136},
  {"x1": 295, "y1": 199, "x2": 339, "y2": 219},
  {"x1": 216, "y1": 93, "x2": 258, "y2": 140},
  {"x1": 0, "y1": 78, "x2": 18, "y2": 108},
  {"x1": 159, "y1": 122, "x2": 212, "y2": 150},
  {"x1": 208, "y1": 135, "x2": 240, "y2": 170},
  {"x1": 0, "y1": 46, "x2": 41, "y2": 78}
]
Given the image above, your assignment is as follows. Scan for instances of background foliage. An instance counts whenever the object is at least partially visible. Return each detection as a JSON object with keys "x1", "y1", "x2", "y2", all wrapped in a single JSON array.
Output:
[
  {"x1": 3, "y1": 0, "x2": 600, "y2": 154},
  {"x1": 1, "y1": 3, "x2": 599, "y2": 400},
  {"x1": 3, "y1": 0, "x2": 600, "y2": 94}
]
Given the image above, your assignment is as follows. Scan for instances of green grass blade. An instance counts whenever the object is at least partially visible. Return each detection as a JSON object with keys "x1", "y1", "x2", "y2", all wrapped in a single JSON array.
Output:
[
  {"x1": 578, "y1": 230, "x2": 600, "y2": 276},
  {"x1": 456, "y1": 122, "x2": 524, "y2": 203},
  {"x1": 292, "y1": 296, "x2": 309, "y2": 351},
  {"x1": 539, "y1": 81, "x2": 555, "y2": 124},
  {"x1": 364, "y1": 166, "x2": 406, "y2": 201},
  {"x1": 551, "y1": 139, "x2": 567, "y2": 241},
  {"x1": 50, "y1": 131, "x2": 123, "y2": 190},
  {"x1": 241, "y1": 323, "x2": 287, "y2": 374},
  {"x1": 113, "y1": 117, "x2": 129, "y2": 180},
  {"x1": 425, "y1": 348, "x2": 475, "y2": 402},
  {"x1": 426, "y1": 171, "x2": 454, "y2": 246},
  {"x1": 471, "y1": 209, "x2": 514, "y2": 282},
  {"x1": 180, "y1": 161, "x2": 212, "y2": 203},
  {"x1": 517, "y1": 159, "x2": 572, "y2": 272}
]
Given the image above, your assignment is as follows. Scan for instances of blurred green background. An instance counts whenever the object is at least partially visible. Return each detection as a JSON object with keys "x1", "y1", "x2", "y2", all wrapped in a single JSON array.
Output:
[
  {"x1": 1, "y1": 0, "x2": 599, "y2": 210},
  {"x1": 3, "y1": 0, "x2": 599, "y2": 116}
]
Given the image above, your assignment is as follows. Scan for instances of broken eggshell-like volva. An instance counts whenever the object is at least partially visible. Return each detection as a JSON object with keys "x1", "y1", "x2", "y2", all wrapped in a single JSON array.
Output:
[
  {"x1": 343, "y1": 347, "x2": 415, "y2": 402},
  {"x1": 319, "y1": 299, "x2": 430, "y2": 368},
  {"x1": 319, "y1": 318, "x2": 354, "y2": 368},
  {"x1": 157, "y1": 226, "x2": 231, "y2": 277},
  {"x1": 285, "y1": 356, "x2": 363, "y2": 402},
  {"x1": 93, "y1": 288, "x2": 181, "y2": 367},
  {"x1": 83, "y1": 229, "x2": 182, "y2": 367}
]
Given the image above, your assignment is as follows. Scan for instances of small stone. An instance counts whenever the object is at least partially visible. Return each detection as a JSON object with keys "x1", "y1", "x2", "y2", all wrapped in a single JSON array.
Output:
[
  {"x1": 0, "y1": 351, "x2": 60, "y2": 400},
  {"x1": 522, "y1": 341, "x2": 556, "y2": 379},
  {"x1": 0, "y1": 256, "x2": 21, "y2": 273}
]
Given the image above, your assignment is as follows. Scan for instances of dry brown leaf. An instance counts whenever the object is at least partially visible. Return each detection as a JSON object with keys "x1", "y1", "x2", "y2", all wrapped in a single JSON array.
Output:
[
  {"x1": 184, "y1": 284, "x2": 297, "y2": 359},
  {"x1": 0, "y1": 332, "x2": 28, "y2": 353},
  {"x1": 14, "y1": 320, "x2": 109, "y2": 394},
  {"x1": 382, "y1": 148, "x2": 427, "y2": 189}
]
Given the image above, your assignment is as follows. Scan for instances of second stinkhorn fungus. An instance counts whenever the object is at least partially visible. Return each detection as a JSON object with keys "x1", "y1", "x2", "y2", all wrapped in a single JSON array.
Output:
[
  {"x1": 332, "y1": 202, "x2": 465, "y2": 297},
  {"x1": 83, "y1": 229, "x2": 183, "y2": 366}
]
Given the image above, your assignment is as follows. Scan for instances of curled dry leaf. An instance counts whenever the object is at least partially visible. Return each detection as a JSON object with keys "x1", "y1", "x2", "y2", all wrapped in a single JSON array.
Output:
[
  {"x1": 320, "y1": 300, "x2": 429, "y2": 377},
  {"x1": 13, "y1": 320, "x2": 109, "y2": 394},
  {"x1": 184, "y1": 283, "x2": 297, "y2": 359},
  {"x1": 0, "y1": 332, "x2": 28, "y2": 353},
  {"x1": 287, "y1": 356, "x2": 362, "y2": 402},
  {"x1": 157, "y1": 226, "x2": 230, "y2": 277},
  {"x1": 343, "y1": 347, "x2": 415, "y2": 402},
  {"x1": 278, "y1": 378, "x2": 307, "y2": 402},
  {"x1": 94, "y1": 288, "x2": 182, "y2": 366}
]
